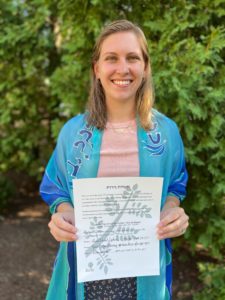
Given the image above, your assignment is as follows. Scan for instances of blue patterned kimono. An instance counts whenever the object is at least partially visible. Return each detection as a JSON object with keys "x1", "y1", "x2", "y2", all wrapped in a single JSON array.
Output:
[{"x1": 40, "y1": 109, "x2": 188, "y2": 300}]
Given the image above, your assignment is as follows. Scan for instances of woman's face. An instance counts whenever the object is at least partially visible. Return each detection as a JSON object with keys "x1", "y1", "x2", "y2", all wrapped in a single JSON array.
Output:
[{"x1": 94, "y1": 31, "x2": 146, "y2": 109}]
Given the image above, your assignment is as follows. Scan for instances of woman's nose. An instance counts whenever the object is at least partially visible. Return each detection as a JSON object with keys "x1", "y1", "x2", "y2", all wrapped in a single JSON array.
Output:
[{"x1": 116, "y1": 59, "x2": 129, "y2": 74}]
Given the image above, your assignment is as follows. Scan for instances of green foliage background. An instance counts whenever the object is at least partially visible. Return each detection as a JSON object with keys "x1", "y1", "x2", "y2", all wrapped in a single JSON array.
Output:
[{"x1": 0, "y1": 0, "x2": 224, "y2": 297}]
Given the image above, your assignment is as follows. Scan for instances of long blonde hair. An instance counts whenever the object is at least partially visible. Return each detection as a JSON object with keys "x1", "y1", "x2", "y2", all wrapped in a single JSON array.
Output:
[{"x1": 86, "y1": 19, "x2": 154, "y2": 130}]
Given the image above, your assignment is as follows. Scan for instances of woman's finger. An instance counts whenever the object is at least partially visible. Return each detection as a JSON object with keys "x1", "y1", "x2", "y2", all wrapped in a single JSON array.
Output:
[
  {"x1": 158, "y1": 219, "x2": 189, "y2": 239},
  {"x1": 51, "y1": 213, "x2": 76, "y2": 233},
  {"x1": 48, "y1": 219, "x2": 77, "y2": 242},
  {"x1": 158, "y1": 207, "x2": 184, "y2": 228},
  {"x1": 158, "y1": 214, "x2": 189, "y2": 235}
]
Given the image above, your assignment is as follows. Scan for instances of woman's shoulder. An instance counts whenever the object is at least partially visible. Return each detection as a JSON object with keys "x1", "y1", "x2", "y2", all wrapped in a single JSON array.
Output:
[
  {"x1": 58, "y1": 113, "x2": 87, "y2": 140},
  {"x1": 151, "y1": 108, "x2": 181, "y2": 139},
  {"x1": 152, "y1": 108, "x2": 179, "y2": 130}
]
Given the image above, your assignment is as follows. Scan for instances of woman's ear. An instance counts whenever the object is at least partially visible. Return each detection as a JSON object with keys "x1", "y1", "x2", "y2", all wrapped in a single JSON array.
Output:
[{"x1": 94, "y1": 62, "x2": 99, "y2": 79}]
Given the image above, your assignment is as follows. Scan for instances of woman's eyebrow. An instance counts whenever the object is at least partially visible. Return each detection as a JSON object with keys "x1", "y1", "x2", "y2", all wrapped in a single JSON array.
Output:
[
  {"x1": 102, "y1": 51, "x2": 141, "y2": 56},
  {"x1": 102, "y1": 52, "x2": 117, "y2": 56},
  {"x1": 127, "y1": 52, "x2": 141, "y2": 56}
]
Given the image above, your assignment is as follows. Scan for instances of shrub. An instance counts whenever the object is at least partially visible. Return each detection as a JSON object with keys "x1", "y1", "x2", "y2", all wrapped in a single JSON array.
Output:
[{"x1": 194, "y1": 262, "x2": 225, "y2": 300}]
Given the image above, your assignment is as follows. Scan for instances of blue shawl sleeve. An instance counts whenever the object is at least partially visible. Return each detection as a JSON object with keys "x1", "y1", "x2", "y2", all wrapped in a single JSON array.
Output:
[
  {"x1": 39, "y1": 122, "x2": 73, "y2": 214},
  {"x1": 167, "y1": 121, "x2": 188, "y2": 201}
]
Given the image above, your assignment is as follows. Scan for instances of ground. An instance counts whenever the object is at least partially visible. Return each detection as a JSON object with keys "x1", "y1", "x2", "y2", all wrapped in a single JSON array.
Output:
[
  {"x1": 0, "y1": 181, "x2": 202, "y2": 300},
  {"x1": 0, "y1": 199, "x2": 55, "y2": 300}
]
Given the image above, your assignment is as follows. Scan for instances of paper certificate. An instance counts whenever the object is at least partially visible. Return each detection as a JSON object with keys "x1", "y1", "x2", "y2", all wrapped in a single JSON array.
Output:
[{"x1": 73, "y1": 177, "x2": 163, "y2": 282}]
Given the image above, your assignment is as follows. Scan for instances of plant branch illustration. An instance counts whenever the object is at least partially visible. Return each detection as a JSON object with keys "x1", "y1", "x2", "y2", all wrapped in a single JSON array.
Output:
[
  {"x1": 128, "y1": 202, "x2": 152, "y2": 218},
  {"x1": 85, "y1": 184, "x2": 140, "y2": 257},
  {"x1": 95, "y1": 245, "x2": 113, "y2": 275}
]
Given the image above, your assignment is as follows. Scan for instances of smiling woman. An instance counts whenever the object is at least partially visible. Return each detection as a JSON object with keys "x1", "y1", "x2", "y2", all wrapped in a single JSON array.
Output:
[
  {"x1": 40, "y1": 20, "x2": 189, "y2": 300},
  {"x1": 93, "y1": 31, "x2": 146, "y2": 119},
  {"x1": 87, "y1": 20, "x2": 153, "y2": 131}
]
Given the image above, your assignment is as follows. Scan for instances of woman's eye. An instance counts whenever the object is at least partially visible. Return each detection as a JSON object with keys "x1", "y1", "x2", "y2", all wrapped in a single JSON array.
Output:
[
  {"x1": 128, "y1": 56, "x2": 140, "y2": 61},
  {"x1": 105, "y1": 56, "x2": 117, "y2": 61}
]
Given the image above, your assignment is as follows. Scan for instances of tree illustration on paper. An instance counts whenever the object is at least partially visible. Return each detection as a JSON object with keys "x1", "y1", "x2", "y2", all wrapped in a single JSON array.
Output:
[{"x1": 84, "y1": 184, "x2": 152, "y2": 274}]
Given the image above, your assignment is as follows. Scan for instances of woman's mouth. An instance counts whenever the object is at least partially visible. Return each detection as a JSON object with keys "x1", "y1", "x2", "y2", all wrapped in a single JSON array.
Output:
[{"x1": 111, "y1": 80, "x2": 133, "y2": 87}]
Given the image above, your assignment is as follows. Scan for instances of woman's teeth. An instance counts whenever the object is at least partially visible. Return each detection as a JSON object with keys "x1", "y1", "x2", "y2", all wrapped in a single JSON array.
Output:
[{"x1": 112, "y1": 80, "x2": 131, "y2": 86}]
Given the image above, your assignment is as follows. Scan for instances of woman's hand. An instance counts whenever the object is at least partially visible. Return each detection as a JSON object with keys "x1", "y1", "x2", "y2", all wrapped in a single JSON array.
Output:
[
  {"x1": 48, "y1": 203, "x2": 78, "y2": 242},
  {"x1": 157, "y1": 196, "x2": 189, "y2": 240}
]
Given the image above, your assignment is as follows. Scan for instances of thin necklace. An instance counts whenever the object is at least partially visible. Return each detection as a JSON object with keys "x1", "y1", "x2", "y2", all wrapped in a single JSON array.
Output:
[{"x1": 106, "y1": 119, "x2": 135, "y2": 134}]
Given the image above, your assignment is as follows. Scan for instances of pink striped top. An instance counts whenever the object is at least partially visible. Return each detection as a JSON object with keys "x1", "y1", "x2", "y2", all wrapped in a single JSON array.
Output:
[{"x1": 98, "y1": 119, "x2": 139, "y2": 177}]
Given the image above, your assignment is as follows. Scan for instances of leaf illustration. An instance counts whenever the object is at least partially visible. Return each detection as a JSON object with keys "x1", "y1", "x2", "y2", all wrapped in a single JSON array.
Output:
[
  {"x1": 104, "y1": 265, "x2": 108, "y2": 274},
  {"x1": 117, "y1": 226, "x2": 122, "y2": 232},
  {"x1": 133, "y1": 184, "x2": 138, "y2": 191},
  {"x1": 97, "y1": 220, "x2": 103, "y2": 227},
  {"x1": 104, "y1": 195, "x2": 120, "y2": 216},
  {"x1": 126, "y1": 186, "x2": 131, "y2": 191},
  {"x1": 145, "y1": 214, "x2": 152, "y2": 218},
  {"x1": 83, "y1": 230, "x2": 90, "y2": 238},
  {"x1": 128, "y1": 202, "x2": 152, "y2": 218},
  {"x1": 97, "y1": 260, "x2": 101, "y2": 266},
  {"x1": 133, "y1": 190, "x2": 141, "y2": 197}
]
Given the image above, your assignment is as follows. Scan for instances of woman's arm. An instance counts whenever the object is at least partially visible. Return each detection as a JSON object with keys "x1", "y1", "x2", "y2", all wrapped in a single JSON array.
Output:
[
  {"x1": 157, "y1": 121, "x2": 189, "y2": 240},
  {"x1": 157, "y1": 196, "x2": 189, "y2": 240},
  {"x1": 40, "y1": 120, "x2": 78, "y2": 242}
]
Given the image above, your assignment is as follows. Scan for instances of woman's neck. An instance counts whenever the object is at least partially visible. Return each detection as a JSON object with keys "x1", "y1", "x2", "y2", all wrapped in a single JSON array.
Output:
[{"x1": 106, "y1": 101, "x2": 136, "y2": 123}]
